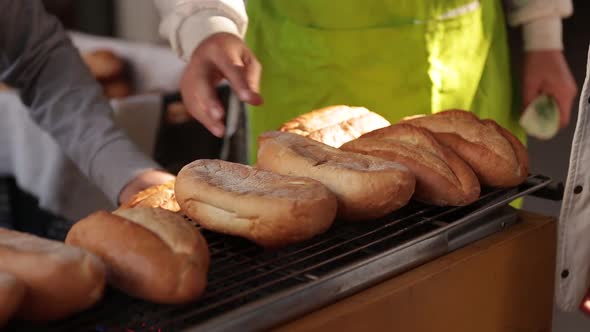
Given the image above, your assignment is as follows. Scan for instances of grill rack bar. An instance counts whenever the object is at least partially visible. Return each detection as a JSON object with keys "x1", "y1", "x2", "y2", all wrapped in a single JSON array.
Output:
[{"x1": 6, "y1": 174, "x2": 553, "y2": 332}]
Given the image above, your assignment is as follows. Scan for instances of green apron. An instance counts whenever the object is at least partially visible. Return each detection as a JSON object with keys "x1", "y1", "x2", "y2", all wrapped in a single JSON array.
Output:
[{"x1": 244, "y1": 0, "x2": 524, "y2": 163}]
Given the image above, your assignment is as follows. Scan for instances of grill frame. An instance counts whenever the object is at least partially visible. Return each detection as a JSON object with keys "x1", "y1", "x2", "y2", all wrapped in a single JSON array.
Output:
[{"x1": 6, "y1": 174, "x2": 553, "y2": 332}]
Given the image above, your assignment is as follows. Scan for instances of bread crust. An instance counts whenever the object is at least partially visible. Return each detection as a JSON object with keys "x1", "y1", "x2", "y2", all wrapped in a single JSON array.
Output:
[
  {"x1": 66, "y1": 208, "x2": 209, "y2": 304},
  {"x1": 279, "y1": 105, "x2": 390, "y2": 147},
  {"x1": 118, "y1": 180, "x2": 180, "y2": 212},
  {"x1": 0, "y1": 272, "x2": 25, "y2": 327},
  {"x1": 257, "y1": 131, "x2": 415, "y2": 221},
  {"x1": 0, "y1": 229, "x2": 106, "y2": 321},
  {"x1": 341, "y1": 124, "x2": 480, "y2": 206},
  {"x1": 175, "y1": 159, "x2": 338, "y2": 248},
  {"x1": 401, "y1": 110, "x2": 529, "y2": 187}
]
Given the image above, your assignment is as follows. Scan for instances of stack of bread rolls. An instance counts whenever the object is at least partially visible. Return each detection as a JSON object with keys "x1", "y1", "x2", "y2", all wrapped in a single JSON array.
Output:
[
  {"x1": 1, "y1": 105, "x2": 528, "y2": 326},
  {"x1": 129, "y1": 106, "x2": 527, "y2": 252},
  {"x1": 279, "y1": 106, "x2": 528, "y2": 206},
  {"x1": 399, "y1": 110, "x2": 529, "y2": 187},
  {"x1": 341, "y1": 124, "x2": 481, "y2": 206}
]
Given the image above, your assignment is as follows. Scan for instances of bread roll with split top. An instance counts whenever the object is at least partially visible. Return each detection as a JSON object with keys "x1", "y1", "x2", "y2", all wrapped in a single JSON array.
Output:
[
  {"x1": 341, "y1": 124, "x2": 480, "y2": 206},
  {"x1": 279, "y1": 105, "x2": 390, "y2": 147},
  {"x1": 257, "y1": 131, "x2": 415, "y2": 221},
  {"x1": 175, "y1": 159, "x2": 338, "y2": 248},
  {"x1": 118, "y1": 180, "x2": 180, "y2": 212},
  {"x1": 0, "y1": 229, "x2": 106, "y2": 321},
  {"x1": 66, "y1": 207, "x2": 209, "y2": 304},
  {"x1": 401, "y1": 110, "x2": 529, "y2": 187}
]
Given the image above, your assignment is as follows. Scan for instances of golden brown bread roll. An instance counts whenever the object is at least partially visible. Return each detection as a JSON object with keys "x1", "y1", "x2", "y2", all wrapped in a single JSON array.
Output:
[
  {"x1": 341, "y1": 124, "x2": 480, "y2": 206},
  {"x1": 401, "y1": 110, "x2": 529, "y2": 187},
  {"x1": 0, "y1": 229, "x2": 106, "y2": 321},
  {"x1": 257, "y1": 131, "x2": 416, "y2": 221},
  {"x1": 175, "y1": 159, "x2": 338, "y2": 248},
  {"x1": 82, "y1": 49, "x2": 125, "y2": 81},
  {"x1": 0, "y1": 272, "x2": 26, "y2": 327},
  {"x1": 279, "y1": 105, "x2": 390, "y2": 148},
  {"x1": 118, "y1": 180, "x2": 180, "y2": 212},
  {"x1": 66, "y1": 208, "x2": 209, "y2": 304}
]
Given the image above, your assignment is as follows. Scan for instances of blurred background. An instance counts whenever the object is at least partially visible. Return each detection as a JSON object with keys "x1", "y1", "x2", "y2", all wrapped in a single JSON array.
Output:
[{"x1": 8, "y1": 0, "x2": 590, "y2": 330}]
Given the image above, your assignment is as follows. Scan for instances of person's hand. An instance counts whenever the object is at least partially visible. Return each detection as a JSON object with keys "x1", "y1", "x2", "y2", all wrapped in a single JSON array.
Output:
[
  {"x1": 181, "y1": 32, "x2": 263, "y2": 138},
  {"x1": 523, "y1": 50, "x2": 577, "y2": 128},
  {"x1": 118, "y1": 169, "x2": 176, "y2": 205},
  {"x1": 581, "y1": 288, "x2": 590, "y2": 316}
]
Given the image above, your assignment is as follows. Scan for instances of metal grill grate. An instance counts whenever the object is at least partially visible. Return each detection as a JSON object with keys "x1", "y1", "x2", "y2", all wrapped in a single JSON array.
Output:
[{"x1": 6, "y1": 174, "x2": 553, "y2": 332}]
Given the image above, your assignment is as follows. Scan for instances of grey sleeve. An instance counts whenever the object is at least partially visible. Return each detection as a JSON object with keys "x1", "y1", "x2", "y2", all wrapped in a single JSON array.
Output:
[{"x1": 0, "y1": 0, "x2": 161, "y2": 204}]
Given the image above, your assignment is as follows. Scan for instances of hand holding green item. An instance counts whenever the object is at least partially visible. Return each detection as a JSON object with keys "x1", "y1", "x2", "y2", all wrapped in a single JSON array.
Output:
[{"x1": 519, "y1": 95, "x2": 560, "y2": 140}]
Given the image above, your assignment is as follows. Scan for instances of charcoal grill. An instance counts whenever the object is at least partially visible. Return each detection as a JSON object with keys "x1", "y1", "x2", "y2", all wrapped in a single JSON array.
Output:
[{"x1": 5, "y1": 174, "x2": 556, "y2": 332}]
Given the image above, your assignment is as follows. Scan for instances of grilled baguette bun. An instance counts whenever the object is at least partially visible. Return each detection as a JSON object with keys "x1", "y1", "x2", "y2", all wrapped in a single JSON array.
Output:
[
  {"x1": 118, "y1": 180, "x2": 180, "y2": 212},
  {"x1": 401, "y1": 110, "x2": 529, "y2": 187},
  {"x1": 0, "y1": 229, "x2": 106, "y2": 321},
  {"x1": 341, "y1": 124, "x2": 480, "y2": 206},
  {"x1": 66, "y1": 207, "x2": 209, "y2": 304},
  {"x1": 175, "y1": 159, "x2": 338, "y2": 248},
  {"x1": 279, "y1": 105, "x2": 390, "y2": 147},
  {"x1": 257, "y1": 131, "x2": 415, "y2": 221},
  {"x1": 0, "y1": 272, "x2": 25, "y2": 327}
]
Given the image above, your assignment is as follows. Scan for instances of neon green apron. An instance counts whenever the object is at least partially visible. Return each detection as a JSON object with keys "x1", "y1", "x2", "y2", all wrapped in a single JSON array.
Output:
[{"x1": 244, "y1": 0, "x2": 524, "y2": 163}]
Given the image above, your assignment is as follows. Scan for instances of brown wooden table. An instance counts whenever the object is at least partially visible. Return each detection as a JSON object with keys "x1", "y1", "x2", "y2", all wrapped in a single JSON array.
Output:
[{"x1": 275, "y1": 211, "x2": 556, "y2": 332}]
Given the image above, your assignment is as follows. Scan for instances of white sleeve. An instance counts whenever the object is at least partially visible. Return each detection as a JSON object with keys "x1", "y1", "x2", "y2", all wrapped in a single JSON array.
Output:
[
  {"x1": 154, "y1": 0, "x2": 247, "y2": 61},
  {"x1": 555, "y1": 45, "x2": 590, "y2": 312},
  {"x1": 505, "y1": 0, "x2": 573, "y2": 51}
]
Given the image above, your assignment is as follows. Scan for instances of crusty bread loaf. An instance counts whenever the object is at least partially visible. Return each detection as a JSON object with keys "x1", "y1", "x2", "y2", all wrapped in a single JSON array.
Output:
[
  {"x1": 66, "y1": 207, "x2": 209, "y2": 304},
  {"x1": 118, "y1": 180, "x2": 180, "y2": 212},
  {"x1": 341, "y1": 124, "x2": 480, "y2": 206},
  {"x1": 175, "y1": 159, "x2": 338, "y2": 248},
  {"x1": 257, "y1": 131, "x2": 415, "y2": 221},
  {"x1": 401, "y1": 110, "x2": 529, "y2": 187},
  {"x1": 279, "y1": 105, "x2": 390, "y2": 148},
  {"x1": 0, "y1": 272, "x2": 25, "y2": 327},
  {"x1": 0, "y1": 229, "x2": 106, "y2": 321}
]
